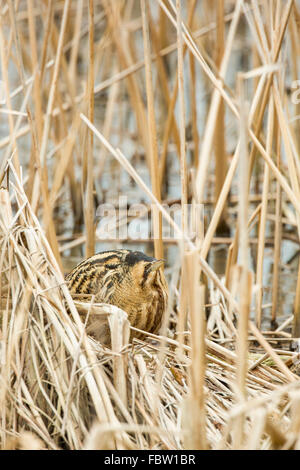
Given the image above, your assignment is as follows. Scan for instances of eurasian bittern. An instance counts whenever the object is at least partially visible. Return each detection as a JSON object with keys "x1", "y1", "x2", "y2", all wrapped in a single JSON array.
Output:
[{"x1": 66, "y1": 249, "x2": 168, "y2": 343}]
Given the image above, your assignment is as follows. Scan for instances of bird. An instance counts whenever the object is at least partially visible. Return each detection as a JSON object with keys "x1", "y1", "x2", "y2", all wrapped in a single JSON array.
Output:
[{"x1": 65, "y1": 249, "x2": 168, "y2": 345}]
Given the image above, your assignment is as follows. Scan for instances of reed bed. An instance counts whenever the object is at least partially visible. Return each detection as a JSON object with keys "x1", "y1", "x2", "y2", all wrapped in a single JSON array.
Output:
[{"x1": 1, "y1": 0, "x2": 300, "y2": 450}]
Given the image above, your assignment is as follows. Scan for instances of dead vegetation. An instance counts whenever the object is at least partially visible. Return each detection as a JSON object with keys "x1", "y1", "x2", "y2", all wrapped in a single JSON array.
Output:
[{"x1": 1, "y1": 0, "x2": 300, "y2": 450}]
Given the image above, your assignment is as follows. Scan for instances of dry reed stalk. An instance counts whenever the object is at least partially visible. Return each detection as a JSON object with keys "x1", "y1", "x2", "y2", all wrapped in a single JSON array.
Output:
[
  {"x1": 177, "y1": 255, "x2": 188, "y2": 356},
  {"x1": 26, "y1": 0, "x2": 43, "y2": 144},
  {"x1": 255, "y1": 96, "x2": 274, "y2": 328},
  {"x1": 214, "y1": 0, "x2": 227, "y2": 232},
  {"x1": 175, "y1": 0, "x2": 188, "y2": 353},
  {"x1": 189, "y1": 48, "x2": 199, "y2": 168},
  {"x1": 85, "y1": 0, "x2": 95, "y2": 258},
  {"x1": 176, "y1": 0, "x2": 188, "y2": 235},
  {"x1": 201, "y1": 144, "x2": 240, "y2": 262},
  {"x1": 25, "y1": 0, "x2": 43, "y2": 205},
  {"x1": 233, "y1": 74, "x2": 251, "y2": 448},
  {"x1": 141, "y1": 0, "x2": 163, "y2": 260},
  {"x1": 293, "y1": 256, "x2": 300, "y2": 341},
  {"x1": 183, "y1": 251, "x2": 207, "y2": 450},
  {"x1": 271, "y1": 85, "x2": 282, "y2": 326},
  {"x1": 39, "y1": 1, "x2": 55, "y2": 84}
]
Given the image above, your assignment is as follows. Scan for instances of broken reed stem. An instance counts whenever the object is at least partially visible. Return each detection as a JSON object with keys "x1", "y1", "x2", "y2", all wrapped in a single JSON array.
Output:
[
  {"x1": 85, "y1": 0, "x2": 95, "y2": 258},
  {"x1": 140, "y1": 0, "x2": 163, "y2": 260}
]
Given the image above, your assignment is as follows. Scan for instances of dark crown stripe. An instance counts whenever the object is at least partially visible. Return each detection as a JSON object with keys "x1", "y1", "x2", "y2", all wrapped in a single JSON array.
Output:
[
  {"x1": 89, "y1": 254, "x2": 120, "y2": 266},
  {"x1": 125, "y1": 251, "x2": 156, "y2": 266}
]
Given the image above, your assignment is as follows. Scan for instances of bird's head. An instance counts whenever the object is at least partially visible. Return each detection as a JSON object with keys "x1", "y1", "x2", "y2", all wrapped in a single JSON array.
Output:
[{"x1": 123, "y1": 251, "x2": 164, "y2": 286}]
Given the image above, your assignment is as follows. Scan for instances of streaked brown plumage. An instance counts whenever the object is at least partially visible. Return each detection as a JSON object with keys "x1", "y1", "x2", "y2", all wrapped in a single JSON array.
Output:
[{"x1": 66, "y1": 249, "x2": 168, "y2": 344}]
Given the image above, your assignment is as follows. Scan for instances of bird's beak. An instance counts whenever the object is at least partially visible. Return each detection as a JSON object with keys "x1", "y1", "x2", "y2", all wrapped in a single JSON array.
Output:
[{"x1": 149, "y1": 259, "x2": 165, "y2": 271}]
